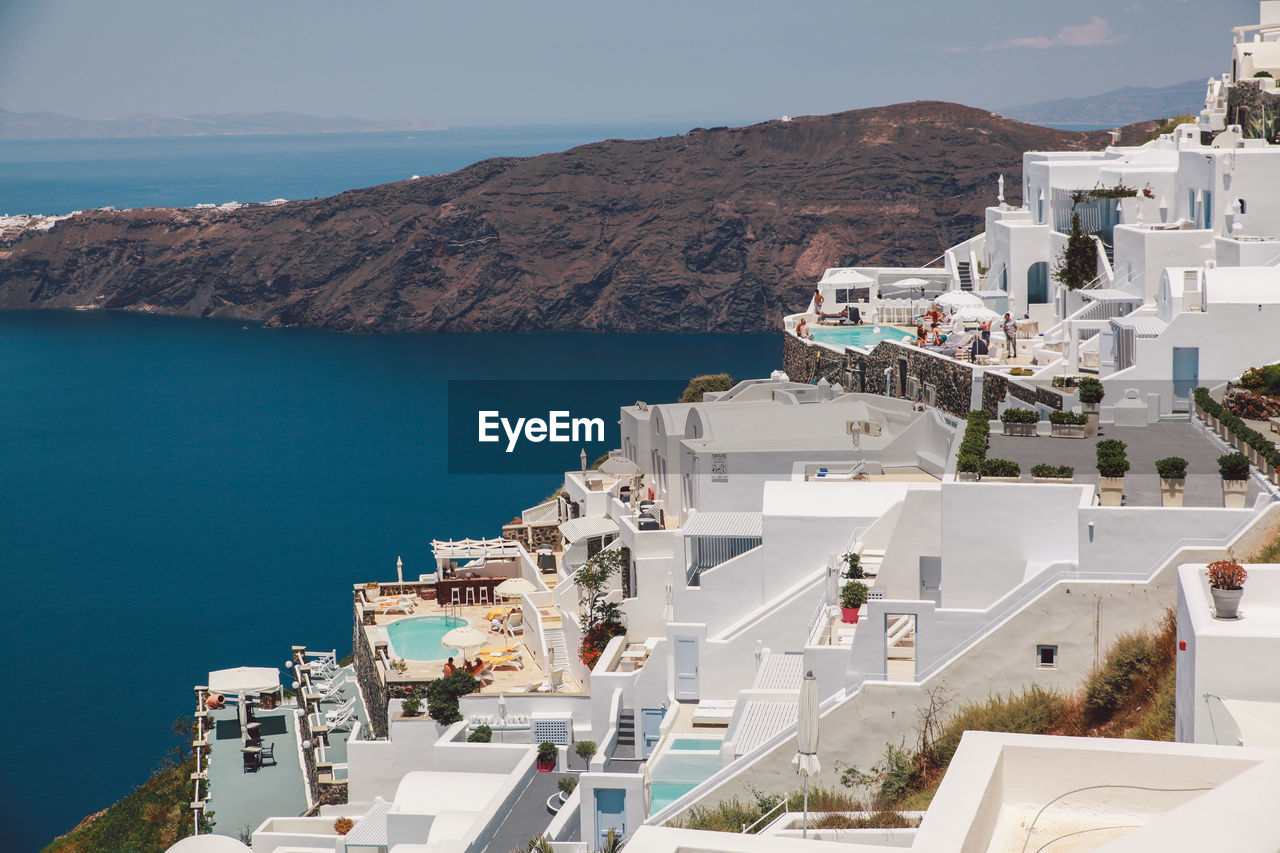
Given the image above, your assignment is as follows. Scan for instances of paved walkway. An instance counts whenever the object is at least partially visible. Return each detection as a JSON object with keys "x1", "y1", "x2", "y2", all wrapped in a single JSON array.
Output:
[
  {"x1": 206, "y1": 703, "x2": 307, "y2": 839},
  {"x1": 483, "y1": 769, "x2": 566, "y2": 853},
  {"x1": 986, "y1": 423, "x2": 1262, "y2": 507}
]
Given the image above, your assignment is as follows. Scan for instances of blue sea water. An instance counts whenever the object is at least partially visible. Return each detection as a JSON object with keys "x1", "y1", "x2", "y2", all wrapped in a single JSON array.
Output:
[
  {"x1": 0, "y1": 123, "x2": 696, "y2": 216},
  {"x1": 0, "y1": 127, "x2": 779, "y2": 849}
]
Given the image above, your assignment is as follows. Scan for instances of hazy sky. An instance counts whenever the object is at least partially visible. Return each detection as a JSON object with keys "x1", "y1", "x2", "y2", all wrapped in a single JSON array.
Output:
[{"x1": 0, "y1": 0, "x2": 1261, "y2": 126}]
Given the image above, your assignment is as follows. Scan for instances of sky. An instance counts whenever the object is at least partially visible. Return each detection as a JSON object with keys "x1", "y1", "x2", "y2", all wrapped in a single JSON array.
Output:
[{"x1": 0, "y1": 0, "x2": 1262, "y2": 127}]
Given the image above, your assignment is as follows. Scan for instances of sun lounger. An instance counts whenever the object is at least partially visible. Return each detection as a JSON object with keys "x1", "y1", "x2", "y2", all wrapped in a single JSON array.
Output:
[
  {"x1": 535, "y1": 668, "x2": 566, "y2": 693},
  {"x1": 482, "y1": 652, "x2": 523, "y2": 671},
  {"x1": 478, "y1": 645, "x2": 517, "y2": 656},
  {"x1": 325, "y1": 698, "x2": 359, "y2": 732},
  {"x1": 690, "y1": 699, "x2": 736, "y2": 727}
]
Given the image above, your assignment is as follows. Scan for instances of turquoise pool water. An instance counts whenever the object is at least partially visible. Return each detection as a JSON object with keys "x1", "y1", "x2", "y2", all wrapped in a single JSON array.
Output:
[
  {"x1": 386, "y1": 615, "x2": 468, "y2": 661},
  {"x1": 670, "y1": 736, "x2": 723, "y2": 751},
  {"x1": 809, "y1": 325, "x2": 912, "y2": 348},
  {"x1": 649, "y1": 781, "x2": 698, "y2": 813}
]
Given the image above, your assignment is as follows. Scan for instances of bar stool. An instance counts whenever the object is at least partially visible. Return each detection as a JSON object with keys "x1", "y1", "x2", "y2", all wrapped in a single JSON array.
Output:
[
  {"x1": 451, "y1": 588, "x2": 461, "y2": 606},
  {"x1": 478, "y1": 586, "x2": 490, "y2": 606},
  {"x1": 464, "y1": 587, "x2": 476, "y2": 606}
]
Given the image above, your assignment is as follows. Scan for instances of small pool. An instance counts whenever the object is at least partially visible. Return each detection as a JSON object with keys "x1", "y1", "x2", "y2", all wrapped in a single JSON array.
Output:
[
  {"x1": 809, "y1": 325, "x2": 912, "y2": 349},
  {"x1": 670, "y1": 736, "x2": 723, "y2": 751},
  {"x1": 649, "y1": 781, "x2": 698, "y2": 814},
  {"x1": 386, "y1": 615, "x2": 468, "y2": 661}
]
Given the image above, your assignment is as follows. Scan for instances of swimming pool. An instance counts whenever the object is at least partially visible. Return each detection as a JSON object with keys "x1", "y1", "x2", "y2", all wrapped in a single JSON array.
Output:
[
  {"x1": 647, "y1": 734, "x2": 726, "y2": 814},
  {"x1": 809, "y1": 325, "x2": 912, "y2": 349},
  {"x1": 386, "y1": 615, "x2": 468, "y2": 661}
]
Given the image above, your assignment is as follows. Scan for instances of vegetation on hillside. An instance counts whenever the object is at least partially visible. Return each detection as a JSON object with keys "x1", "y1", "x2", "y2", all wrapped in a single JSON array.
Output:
[
  {"x1": 1144, "y1": 114, "x2": 1195, "y2": 142},
  {"x1": 44, "y1": 718, "x2": 208, "y2": 852},
  {"x1": 680, "y1": 374, "x2": 736, "y2": 403},
  {"x1": 677, "y1": 610, "x2": 1177, "y2": 831}
]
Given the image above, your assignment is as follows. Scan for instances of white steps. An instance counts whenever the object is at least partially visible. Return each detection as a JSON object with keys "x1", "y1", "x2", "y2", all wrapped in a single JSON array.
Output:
[{"x1": 544, "y1": 628, "x2": 569, "y2": 670}]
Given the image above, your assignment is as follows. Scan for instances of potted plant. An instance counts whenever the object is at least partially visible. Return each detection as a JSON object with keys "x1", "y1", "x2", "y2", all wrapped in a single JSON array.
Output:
[
  {"x1": 1207, "y1": 558, "x2": 1247, "y2": 619},
  {"x1": 1049, "y1": 410, "x2": 1088, "y2": 439},
  {"x1": 467, "y1": 724, "x2": 492, "y2": 743},
  {"x1": 557, "y1": 775, "x2": 579, "y2": 803},
  {"x1": 979, "y1": 457, "x2": 1021, "y2": 482},
  {"x1": 999, "y1": 408, "x2": 1040, "y2": 437},
  {"x1": 334, "y1": 817, "x2": 354, "y2": 836},
  {"x1": 1078, "y1": 378, "x2": 1105, "y2": 437},
  {"x1": 1030, "y1": 464, "x2": 1074, "y2": 483},
  {"x1": 537, "y1": 741, "x2": 559, "y2": 772},
  {"x1": 1155, "y1": 457, "x2": 1188, "y2": 507},
  {"x1": 1096, "y1": 439, "x2": 1129, "y2": 506},
  {"x1": 842, "y1": 552, "x2": 864, "y2": 579},
  {"x1": 840, "y1": 580, "x2": 869, "y2": 623},
  {"x1": 1219, "y1": 452, "x2": 1250, "y2": 508},
  {"x1": 956, "y1": 453, "x2": 981, "y2": 482},
  {"x1": 574, "y1": 740, "x2": 597, "y2": 768},
  {"x1": 400, "y1": 691, "x2": 423, "y2": 718}
]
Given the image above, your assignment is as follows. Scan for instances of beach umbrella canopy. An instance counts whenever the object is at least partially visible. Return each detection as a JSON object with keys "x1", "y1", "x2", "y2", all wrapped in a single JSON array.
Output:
[
  {"x1": 792, "y1": 670, "x2": 821, "y2": 838},
  {"x1": 441, "y1": 625, "x2": 488, "y2": 652},
  {"x1": 935, "y1": 291, "x2": 984, "y2": 310},
  {"x1": 954, "y1": 306, "x2": 1002, "y2": 323},
  {"x1": 208, "y1": 667, "x2": 280, "y2": 696},
  {"x1": 495, "y1": 577, "x2": 536, "y2": 598}
]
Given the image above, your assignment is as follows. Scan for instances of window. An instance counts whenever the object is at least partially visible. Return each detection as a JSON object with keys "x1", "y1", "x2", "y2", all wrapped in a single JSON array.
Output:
[{"x1": 1036, "y1": 645, "x2": 1058, "y2": 668}]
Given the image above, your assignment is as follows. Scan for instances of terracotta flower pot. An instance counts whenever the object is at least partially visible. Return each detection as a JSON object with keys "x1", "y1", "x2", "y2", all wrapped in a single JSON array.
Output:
[{"x1": 841, "y1": 607, "x2": 861, "y2": 624}]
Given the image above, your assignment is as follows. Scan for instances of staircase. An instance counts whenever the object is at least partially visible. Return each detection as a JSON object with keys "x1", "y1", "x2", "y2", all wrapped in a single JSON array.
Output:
[
  {"x1": 957, "y1": 260, "x2": 974, "y2": 291},
  {"x1": 857, "y1": 548, "x2": 885, "y2": 578},
  {"x1": 545, "y1": 628, "x2": 569, "y2": 671},
  {"x1": 615, "y1": 711, "x2": 637, "y2": 759}
]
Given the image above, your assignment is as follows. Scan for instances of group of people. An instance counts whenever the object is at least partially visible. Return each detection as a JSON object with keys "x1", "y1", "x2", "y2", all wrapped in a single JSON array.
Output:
[{"x1": 442, "y1": 656, "x2": 487, "y2": 677}]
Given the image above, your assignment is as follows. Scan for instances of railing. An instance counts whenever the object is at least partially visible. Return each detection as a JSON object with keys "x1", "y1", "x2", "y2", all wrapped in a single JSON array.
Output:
[
  {"x1": 742, "y1": 797, "x2": 788, "y2": 833},
  {"x1": 191, "y1": 689, "x2": 211, "y2": 835}
]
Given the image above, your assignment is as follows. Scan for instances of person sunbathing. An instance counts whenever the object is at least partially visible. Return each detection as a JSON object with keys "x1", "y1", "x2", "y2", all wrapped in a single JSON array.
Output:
[{"x1": 442, "y1": 657, "x2": 457, "y2": 676}]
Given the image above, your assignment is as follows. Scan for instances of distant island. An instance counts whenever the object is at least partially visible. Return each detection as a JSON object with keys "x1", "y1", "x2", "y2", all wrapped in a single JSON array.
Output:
[
  {"x1": 1000, "y1": 78, "x2": 1205, "y2": 127},
  {"x1": 0, "y1": 108, "x2": 446, "y2": 140},
  {"x1": 0, "y1": 101, "x2": 1154, "y2": 335}
]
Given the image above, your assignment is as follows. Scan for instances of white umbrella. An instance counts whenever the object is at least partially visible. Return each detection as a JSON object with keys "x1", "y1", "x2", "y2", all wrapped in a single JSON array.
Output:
[
  {"x1": 663, "y1": 573, "x2": 674, "y2": 622},
  {"x1": 495, "y1": 577, "x2": 535, "y2": 599},
  {"x1": 397, "y1": 555, "x2": 403, "y2": 585},
  {"x1": 935, "y1": 291, "x2": 984, "y2": 311},
  {"x1": 209, "y1": 667, "x2": 280, "y2": 730},
  {"x1": 497, "y1": 693, "x2": 508, "y2": 722},
  {"x1": 954, "y1": 306, "x2": 1002, "y2": 324},
  {"x1": 441, "y1": 626, "x2": 488, "y2": 653},
  {"x1": 792, "y1": 671, "x2": 820, "y2": 839}
]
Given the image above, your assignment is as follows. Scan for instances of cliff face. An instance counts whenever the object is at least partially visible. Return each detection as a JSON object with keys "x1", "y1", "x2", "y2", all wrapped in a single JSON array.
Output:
[{"x1": 0, "y1": 102, "x2": 1136, "y2": 333}]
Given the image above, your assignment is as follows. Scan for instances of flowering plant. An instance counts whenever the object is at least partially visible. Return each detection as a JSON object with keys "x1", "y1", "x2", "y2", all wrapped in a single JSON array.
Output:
[{"x1": 1207, "y1": 559, "x2": 1247, "y2": 590}]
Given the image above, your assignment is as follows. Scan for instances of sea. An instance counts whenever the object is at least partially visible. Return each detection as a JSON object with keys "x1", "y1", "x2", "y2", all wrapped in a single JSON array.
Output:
[{"x1": 0, "y1": 126, "x2": 779, "y2": 850}]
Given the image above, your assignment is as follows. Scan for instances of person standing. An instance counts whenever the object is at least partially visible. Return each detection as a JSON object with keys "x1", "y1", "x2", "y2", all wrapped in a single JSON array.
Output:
[
  {"x1": 979, "y1": 318, "x2": 992, "y2": 348},
  {"x1": 813, "y1": 287, "x2": 824, "y2": 313},
  {"x1": 1002, "y1": 313, "x2": 1019, "y2": 359}
]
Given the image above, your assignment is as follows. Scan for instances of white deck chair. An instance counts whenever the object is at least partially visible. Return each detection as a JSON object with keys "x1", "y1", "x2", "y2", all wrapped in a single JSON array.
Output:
[
  {"x1": 504, "y1": 611, "x2": 524, "y2": 638},
  {"x1": 380, "y1": 596, "x2": 416, "y2": 615},
  {"x1": 309, "y1": 675, "x2": 348, "y2": 702},
  {"x1": 324, "y1": 698, "x2": 359, "y2": 732},
  {"x1": 537, "y1": 668, "x2": 565, "y2": 693}
]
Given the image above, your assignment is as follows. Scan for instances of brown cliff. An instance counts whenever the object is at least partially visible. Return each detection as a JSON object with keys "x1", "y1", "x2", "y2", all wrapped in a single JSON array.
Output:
[{"x1": 0, "y1": 102, "x2": 1149, "y2": 333}]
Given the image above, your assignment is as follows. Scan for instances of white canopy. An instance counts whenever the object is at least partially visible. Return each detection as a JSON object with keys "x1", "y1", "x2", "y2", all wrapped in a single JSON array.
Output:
[
  {"x1": 431, "y1": 538, "x2": 522, "y2": 560},
  {"x1": 1219, "y1": 698, "x2": 1280, "y2": 747},
  {"x1": 559, "y1": 516, "x2": 620, "y2": 543},
  {"x1": 166, "y1": 836, "x2": 253, "y2": 853},
  {"x1": 208, "y1": 667, "x2": 280, "y2": 696},
  {"x1": 953, "y1": 306, "x2": 1003, "y2": 323},
  {"x1": 819, "y1": 268, "x2": 873, "y2": 286},
  {"x1": 441, "y1": 626, "x2": 489, "y2": 652},
  {"x1": 495, "y1": 577, "x2": 536, "y2": 598},
  {"x1": 934, "y1": 291, "x2": 984, "y2": 310},
  {"x1": 792, "y1": 672, "x2": 820, "y2": 777}
]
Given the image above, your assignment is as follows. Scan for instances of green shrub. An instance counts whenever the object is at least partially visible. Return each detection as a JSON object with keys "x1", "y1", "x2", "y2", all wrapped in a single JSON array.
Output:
[
  {"x1": 1051, "y1": 376, "x2": 1081, "y2": 388},
  {"x1": 1097, "y1": 454, "x2": 1130, "y2": 478},
  {"x1": 401, "y1": 692, "x2": 423, "y2": 717},
  {"x1": 467, "y1": 724, "x2": 492, "y2": 743},
  {"x1": 979, "y1": 458, "x2": 1020, "y2": 478},
  {"x1": 1154, "y1": 457, "x2": 1188, "y2": 479},
  {"x1": 677, "y1": 795, "x2": 776, "y2": 833},
  {"x1": 1255, "y1": 70, "x2": 1275, "y2": 78},
  {"x1": 1083, "y1": 632, "x2": 1160, "y2": 724},
  {"x1": 842, "y1": 552, "x2": 864, "y2": 579},
  {"x1": 575, "y1": 740, "x2": 597, "y2": 761},
  {"x1": 1077, "y1": 377, "x2": 1105, "y2": 405},
  {"x1": 1128, "y1": 668, "x2": 1176, "y2": 742},
  {"x1": 1049, "y1": 411, "x2": 1088, "y2": 425},
  {"x1": 425, "y1": 672, "x2": 480, "y2": 723},
  {"x1": 1030, "y1": 464, "x2": 1073, "y2": 478},
  {"x1": 1219, "y1": 452, "x2": 1250, "y2": 480},
  {"x1": 1239, "y1": 364, "x2": 1280, "y2": 396},
  {"x1": 680, "y1": 374, "x2": 736, "y2": 403},
  {"x1": 1000, "y1": 408, "x2": 1040, "y2": 424},
  {"x1": 840, "y1": 743, "x2": 920, "y2": 804},
  {"x1": 1096, "y1": 439, "x2": 1126, "y2": 457},
  {"x1": 956, "y1": 453, "x2": 982, "y2": 474},
  {"x1": 841, "y1": 580, "x2": 869, "y2": 609},
  {"x1": 923, "y1": 685, "x2": 1070, "y2": 772},
  {"x1": 558, "y1": 776, "x2": 579, "y2": 795}
]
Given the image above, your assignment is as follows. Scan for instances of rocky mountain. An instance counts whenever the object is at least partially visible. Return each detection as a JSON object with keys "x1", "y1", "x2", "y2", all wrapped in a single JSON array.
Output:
[
  {"x1": 0, "y1": 102, "x2": 1142, "y2": 333},
  {"x1": 1001, "y1": 79, "x2": 1205, "y2": 127},
  {"x1": 0, "y1": 108, "x2": 445, "y2": 140}
]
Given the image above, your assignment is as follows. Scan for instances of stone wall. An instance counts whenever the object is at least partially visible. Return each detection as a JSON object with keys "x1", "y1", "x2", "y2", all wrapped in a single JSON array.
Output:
[
  {"x1": 1036, "y1": 385, "x2": 1065, "y2": 411},
  {"x1": 352, "y1": 613, "x2": 389, "y2": 736},
  {"x1": 981, "y1": 372, "x2": 1007, "y2": 415},
  {"x1": 1007, "y1": 378, "x2": 1039, "y2": 405},
  {"x1": 783, "y1": 332, "x2": 975, "y2": 418},
  {"x1": 502, "y1": 523, "x2": 562, "y2": 551}
]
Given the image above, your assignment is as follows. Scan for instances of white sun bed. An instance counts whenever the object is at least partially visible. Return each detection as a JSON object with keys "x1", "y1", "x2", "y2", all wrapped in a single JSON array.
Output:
[{"x1": 691, "y1": 699, "x2": 736, "y2": 727}]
